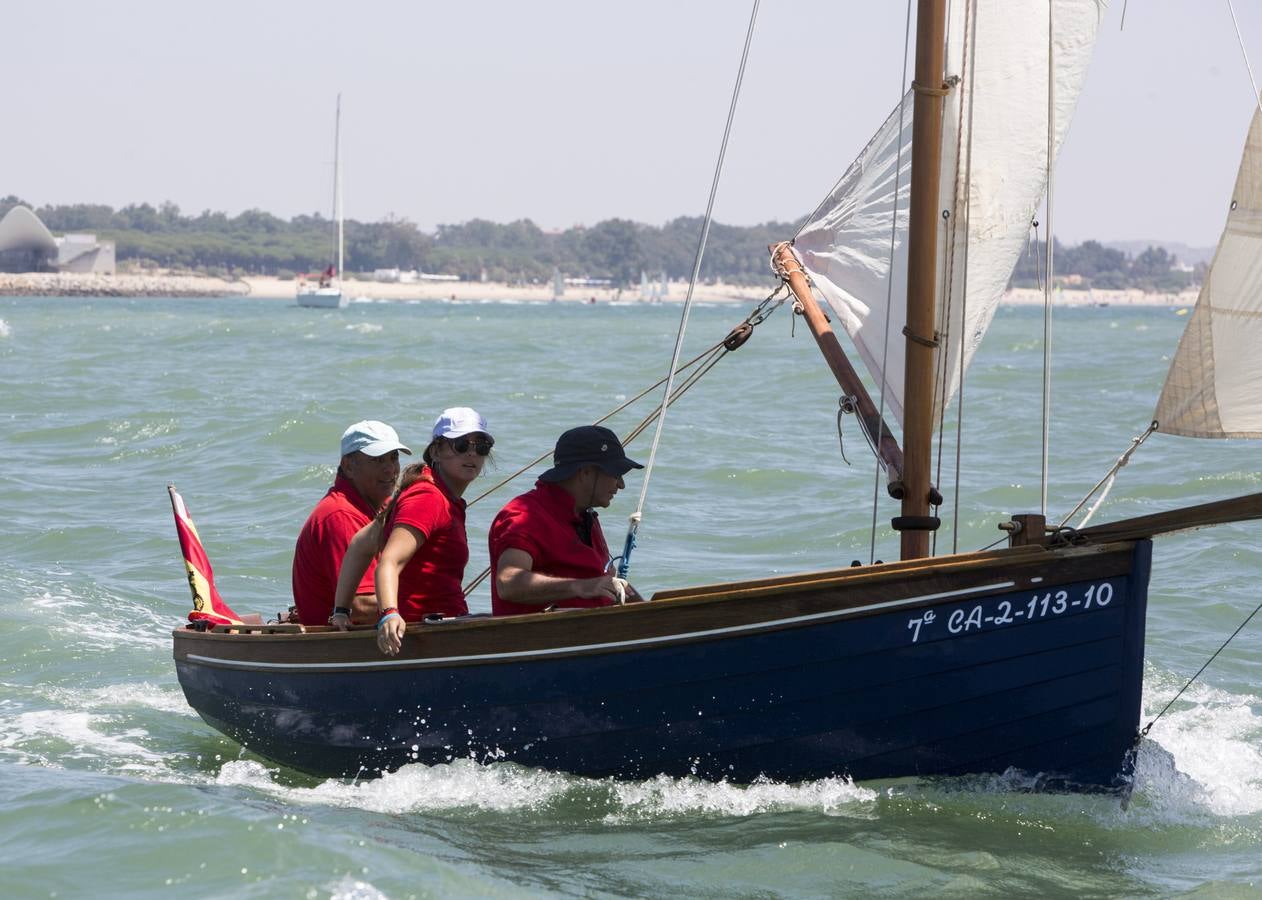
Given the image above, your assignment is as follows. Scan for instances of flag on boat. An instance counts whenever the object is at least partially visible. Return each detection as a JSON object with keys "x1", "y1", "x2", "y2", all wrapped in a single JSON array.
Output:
[{"x1": 167, "y1": 484, "x2": 243, "y2": 627}]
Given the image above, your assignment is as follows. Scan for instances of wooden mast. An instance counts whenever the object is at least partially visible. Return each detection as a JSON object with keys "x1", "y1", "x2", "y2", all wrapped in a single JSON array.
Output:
[
  {"x1": 898, "y1": 0, "x2": 949, "y2": 560},
  {"x1": 772, "y1": 243, "x2": 904, "y2": 481}
]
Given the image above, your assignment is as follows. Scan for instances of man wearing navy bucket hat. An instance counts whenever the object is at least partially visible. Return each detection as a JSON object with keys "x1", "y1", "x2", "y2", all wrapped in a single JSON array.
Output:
[{"x1": 490, "y1": 425, "x2": 645, "y2": 616}]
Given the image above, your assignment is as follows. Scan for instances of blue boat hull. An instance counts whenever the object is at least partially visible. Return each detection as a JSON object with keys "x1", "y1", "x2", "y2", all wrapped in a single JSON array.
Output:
[{"x1": 175, "y1": 540, "x2": 1151, "y2": 789}]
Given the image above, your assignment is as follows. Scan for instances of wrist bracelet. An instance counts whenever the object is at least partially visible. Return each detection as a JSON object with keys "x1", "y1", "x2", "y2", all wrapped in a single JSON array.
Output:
[
  {"x1": 376, "y1": 612, "x2": 402, "y2": 629},
  {"x1": 378, "y1": 606, "x2": 398, "y2": 617},
  {"x1": 331, "y1": 606, "x2": 351, "y2": 618}
]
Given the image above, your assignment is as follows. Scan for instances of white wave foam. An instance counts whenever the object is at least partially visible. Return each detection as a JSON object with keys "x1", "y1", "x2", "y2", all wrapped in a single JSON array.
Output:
[
  {"x1": 44, "y1": 682, "x2": 196, "y2": 717},
  {"x1": 326, "y1": 876, "x2": 390, "y2": 900},
  {"x1": 0, "y1": 709, "x2": 166, "y2": 769},
  {"x1": 345, "y1": 323, "x2": 383, "y2": 333},
  {"x1": 212, "y1": 756, "x2": 876, "y2": 822},
  {"x1": 1133, "y1": 680, "x2": 1262, "y2": 818},
  {"x1": 216, "y1": 757, "x2": 570, "y2": 814},
  {"x1": 30, "y1": 589, "x2": 88, "y2": 611},
  {"x1": 607, "y1": 773, "x2": 877, "y2": 821},
  {"x1": 0, "y1": 318, "x2": 11, "y2": 337},
  {"x1": 55, "y1": 599, "x2": 171, "y2": 651}
]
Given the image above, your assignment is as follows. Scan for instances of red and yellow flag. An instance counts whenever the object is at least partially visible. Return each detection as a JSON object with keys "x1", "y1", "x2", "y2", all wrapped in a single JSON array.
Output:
[{"x1": 167, "y1": 484, "x2": 243, "y2": 627}]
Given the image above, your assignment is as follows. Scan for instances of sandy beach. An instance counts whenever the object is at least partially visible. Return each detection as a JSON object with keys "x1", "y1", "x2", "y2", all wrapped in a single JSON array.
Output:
[
  {"x1": 239, "y1": 276, "x2": 771, "y2": 305},
  {"x1": 1003, "y1": 286, "x2": 1199, "y2": 307},
  {"x1": 0, "y1": 272, "x2": 1200, "y2": 307}
]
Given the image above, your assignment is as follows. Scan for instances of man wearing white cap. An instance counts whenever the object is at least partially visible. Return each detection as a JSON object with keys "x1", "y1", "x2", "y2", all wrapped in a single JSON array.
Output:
[{"x1": 291, "y1": 420, "x2": 410, "y2": 626}]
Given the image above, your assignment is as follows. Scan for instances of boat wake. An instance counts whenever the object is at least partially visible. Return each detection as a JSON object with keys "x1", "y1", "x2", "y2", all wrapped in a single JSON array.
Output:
[
  {"x1": 1, "y1": 674, "x2": 1258, "y2": 829},
  {"x1": 603, "y1": 772, "x2": 878, "y2": 821},
  {"x1": 209, "y1": 757, "x2": 878, "y2": 821}
]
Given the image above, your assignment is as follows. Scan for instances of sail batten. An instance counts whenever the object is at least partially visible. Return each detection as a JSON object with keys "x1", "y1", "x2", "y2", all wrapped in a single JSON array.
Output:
[{"x1": 793, "y1": 0, "x2": 1104, "y2": 431}]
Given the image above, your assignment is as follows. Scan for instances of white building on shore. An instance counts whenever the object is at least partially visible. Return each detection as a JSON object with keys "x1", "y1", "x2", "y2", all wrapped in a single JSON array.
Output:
[{"x1": 0, "y1": 205, "x2": 115, "y2": 275}]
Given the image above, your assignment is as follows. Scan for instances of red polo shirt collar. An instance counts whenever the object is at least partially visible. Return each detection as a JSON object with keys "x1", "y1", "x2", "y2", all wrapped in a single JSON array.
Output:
[
  {"x1": 332, "y1": 471, "x2": 377, "y2": 517},
  {"x1": 533, "y1": 479, "x2": 585, "y2": 526}
]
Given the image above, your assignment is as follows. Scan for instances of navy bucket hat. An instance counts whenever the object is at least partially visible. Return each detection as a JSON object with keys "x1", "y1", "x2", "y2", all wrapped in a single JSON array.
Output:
[{"x1": 539, "y1": 425, "x2": 644, "y2": 483}]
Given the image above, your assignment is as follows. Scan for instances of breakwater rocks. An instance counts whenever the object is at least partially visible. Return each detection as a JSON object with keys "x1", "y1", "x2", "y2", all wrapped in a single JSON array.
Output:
[{"x1": 0, "y1": 273, "x2": 250, "y2": 297}]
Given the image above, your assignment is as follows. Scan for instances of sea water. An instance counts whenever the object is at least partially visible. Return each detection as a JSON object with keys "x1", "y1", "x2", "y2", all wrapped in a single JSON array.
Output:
[{"x1": 0, "y1": 294, "x2": 1258, "y2": 898}]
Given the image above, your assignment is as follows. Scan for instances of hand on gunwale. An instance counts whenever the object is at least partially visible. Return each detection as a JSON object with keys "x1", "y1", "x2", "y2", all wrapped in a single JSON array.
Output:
[{"x1": 328, "y1": 611, "x2": 351, "y2": 632}]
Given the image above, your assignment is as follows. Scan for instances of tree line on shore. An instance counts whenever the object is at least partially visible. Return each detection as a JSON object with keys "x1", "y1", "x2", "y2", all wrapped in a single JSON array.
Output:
[
  {"x1": 1009, "y1": 239, "x2": 1200, "y2": 293},
  {"x1": 1, "y1": 196, "x2": 1202, "y2": 291}
]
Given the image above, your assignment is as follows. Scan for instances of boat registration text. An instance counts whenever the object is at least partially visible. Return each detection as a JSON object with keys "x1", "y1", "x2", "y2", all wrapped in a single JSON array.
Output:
[{"x1": 906, "y1": 581, "x2": 1117, "y2": 644}]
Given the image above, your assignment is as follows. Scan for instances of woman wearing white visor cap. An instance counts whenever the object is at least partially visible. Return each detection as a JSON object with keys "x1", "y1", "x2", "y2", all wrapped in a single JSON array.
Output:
[{"x1": 333, "y1": 407, "x2": 493, "y2": 655}]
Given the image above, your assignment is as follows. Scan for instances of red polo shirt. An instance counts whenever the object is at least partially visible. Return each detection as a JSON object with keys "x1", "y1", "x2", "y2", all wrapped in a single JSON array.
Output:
[
  {"x1": 489, "y1": 480, "x2": 615, "y2": 616},
  {"x1": 292, "y1": 473, "x2": 378, "y2": 625},
  {"x1": 384, "y1": 467, "x2": 469, "y2": 620}
]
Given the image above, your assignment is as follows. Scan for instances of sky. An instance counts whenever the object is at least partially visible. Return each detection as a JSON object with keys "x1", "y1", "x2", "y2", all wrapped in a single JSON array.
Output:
[{"x1": 5, "y1": 1, "x2": 1262, "y2": 248}]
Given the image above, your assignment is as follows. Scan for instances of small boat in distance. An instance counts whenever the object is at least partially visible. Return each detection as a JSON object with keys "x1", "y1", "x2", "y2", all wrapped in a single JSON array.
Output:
[{"x1": 297, "y1": 94, "x2": 346, "y2": 309}]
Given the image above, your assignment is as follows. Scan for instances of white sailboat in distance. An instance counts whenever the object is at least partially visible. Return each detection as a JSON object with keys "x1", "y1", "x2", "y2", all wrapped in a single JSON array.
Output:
[{"x1": 297, "y1": 94, "x2": 347, "y2": 309}]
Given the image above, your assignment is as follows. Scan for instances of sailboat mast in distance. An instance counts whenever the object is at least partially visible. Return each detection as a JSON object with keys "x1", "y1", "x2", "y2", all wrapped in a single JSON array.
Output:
[
  {"x1": 898, "y1": 0, "x2": 949, "y2": 561},
  {"x1": 296, "y1": 96, "x2": 347, "y2": 308},
  {"x1": 334, "y1": 93, "x2": 343, "y2": 283}
]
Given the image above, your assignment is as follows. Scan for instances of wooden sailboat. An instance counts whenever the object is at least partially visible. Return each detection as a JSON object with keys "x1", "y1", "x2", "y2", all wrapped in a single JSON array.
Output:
[
  {"x1": 297, "y1": 94, "x2": 347, "y2": 309},
  {"x1": 173, "y1": 2, "x2": 1262, "y2": 789}
]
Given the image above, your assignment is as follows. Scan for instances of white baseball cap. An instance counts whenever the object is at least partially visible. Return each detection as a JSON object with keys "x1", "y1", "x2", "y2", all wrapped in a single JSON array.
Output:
[
  {"x1": 431, "y1": 407, "x2": 491, "y2": 440},
  {"x1": 340, "y1": 420, "x2": 412, "y2": 457}
]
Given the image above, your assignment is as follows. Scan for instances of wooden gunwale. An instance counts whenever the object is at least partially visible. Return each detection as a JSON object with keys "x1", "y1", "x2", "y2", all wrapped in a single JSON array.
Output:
[{"x1": 173, "y1": 540, "x2": 1136, "y2": 669}]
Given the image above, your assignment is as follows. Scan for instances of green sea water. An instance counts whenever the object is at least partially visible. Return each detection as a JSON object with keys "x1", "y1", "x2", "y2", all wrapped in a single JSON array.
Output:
[{"x1": 0, "y1": 294, "x2": 1259, "y2": 898}]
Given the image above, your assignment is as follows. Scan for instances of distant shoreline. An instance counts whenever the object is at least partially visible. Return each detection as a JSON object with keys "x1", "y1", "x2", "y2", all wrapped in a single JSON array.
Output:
[
  {"x1": 0, "y1": 272, "x2": 249, "y2": 298},
  {"x1": 0, "y1": 272, "x2": 1200, "y2": 307}
]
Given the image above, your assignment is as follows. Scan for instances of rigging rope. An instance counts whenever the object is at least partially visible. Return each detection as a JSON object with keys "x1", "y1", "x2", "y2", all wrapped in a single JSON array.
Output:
[
  {"x1": 1139, "y1": 598, "x2": 1262, "y2": 740},
  {"x1": 1056, "y1": 421, "x2": 1158, "y2": 530},
  {"x1": 931, "y1": 0, "x2": 979, "y2": 557},
  {"x1": 1040, "y1": 0, "x2": 1057, "y2": 518},
  {"x1": 465, "y1": 338, "x2": 735, "y2": 508},
  {"x1": 932, "y1": 210, "x2": 953, "y2": 557},
  {"x1": 949, "y1": 0, "x2": 982, "y2": 556},
  {"x1": 866, "y1": 0, "x2": 918, "y2": 565},
  {"x1": 617, "y1": 0, "x2": 761, "y2": 580},
  {"x1": 459, "y1": 287, "x2": 787, "y2": 595},
  {"x1": 931, "y1": 0, "x2": 973, "y2": 558},
  {"x1": 1228, "y1": 0, "x2": 1262, "y2": 117}
]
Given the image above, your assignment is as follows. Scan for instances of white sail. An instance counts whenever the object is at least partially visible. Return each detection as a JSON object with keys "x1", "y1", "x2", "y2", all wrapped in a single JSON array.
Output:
[
  {"x1": 793, "y1": 0, "x2": 1104, "y2": 428},
  {"x1": 1154, "y1": 108, "x2": 1262, "y2": 438}
]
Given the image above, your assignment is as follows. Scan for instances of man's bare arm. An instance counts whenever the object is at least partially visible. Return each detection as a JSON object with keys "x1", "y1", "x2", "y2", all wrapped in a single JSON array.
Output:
[{"x1": 494, "y1": 548, "x2": 619, "y2": 606}]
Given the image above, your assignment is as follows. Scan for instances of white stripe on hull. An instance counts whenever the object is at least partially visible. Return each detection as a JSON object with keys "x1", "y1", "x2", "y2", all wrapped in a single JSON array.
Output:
[{"x1": 185, "y1": 580, "x2": 1017, "y2": 672}]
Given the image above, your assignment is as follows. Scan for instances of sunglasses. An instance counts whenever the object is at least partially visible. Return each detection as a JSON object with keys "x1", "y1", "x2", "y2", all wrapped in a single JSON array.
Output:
[{"x1": 450, "y1": 434, "x2": 494, "y2": 456}]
